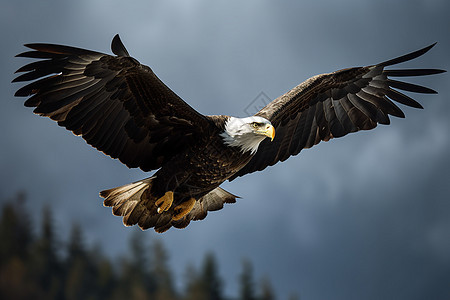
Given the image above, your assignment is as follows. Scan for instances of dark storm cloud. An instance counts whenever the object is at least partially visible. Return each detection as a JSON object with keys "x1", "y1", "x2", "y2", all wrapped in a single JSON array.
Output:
[{"x1": 1, "y1": 0, "x2": 449, "y2": 299}]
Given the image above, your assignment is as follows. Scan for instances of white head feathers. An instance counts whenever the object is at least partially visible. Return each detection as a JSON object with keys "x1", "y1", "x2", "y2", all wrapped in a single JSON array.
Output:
[{"x1": 220, "y1": 116, "x2": 274, "y2": 154}]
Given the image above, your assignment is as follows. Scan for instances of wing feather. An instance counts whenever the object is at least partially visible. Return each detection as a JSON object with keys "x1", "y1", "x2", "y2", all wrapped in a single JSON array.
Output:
[
  {"x1": 14, "y1": 34, "x2": 212, "y2": 171},
  {"x1": 231, "y1": 44, "x2": 445, "y2": 180}
]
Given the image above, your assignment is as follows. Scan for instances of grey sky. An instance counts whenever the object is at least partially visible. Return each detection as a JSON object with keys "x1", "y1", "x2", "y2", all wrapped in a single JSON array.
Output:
[{"x1": 1, "y1": 1, "x2": 449, "y2": 299}]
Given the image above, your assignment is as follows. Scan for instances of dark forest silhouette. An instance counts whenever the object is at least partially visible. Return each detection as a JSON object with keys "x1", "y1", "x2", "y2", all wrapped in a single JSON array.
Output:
[{"x1": 0, "y1": 193, "x2": 300, "y2": 300}]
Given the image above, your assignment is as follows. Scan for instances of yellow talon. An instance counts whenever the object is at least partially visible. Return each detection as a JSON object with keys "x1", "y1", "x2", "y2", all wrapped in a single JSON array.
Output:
[
  {"x1": 155, "y1": 191, "x2": 174, "y2": 213},
  {"x1": 172, "y1": 198, "x2": 196, "y2": 221}
]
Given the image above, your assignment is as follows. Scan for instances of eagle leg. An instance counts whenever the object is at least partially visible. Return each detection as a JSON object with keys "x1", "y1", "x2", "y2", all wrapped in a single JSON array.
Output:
[
  {"x1": 172, "y1": 198, "x2": 196, "y2": 221},
  {"x1": 155, "y1": 191, "x2": 174, "y2": 213}
]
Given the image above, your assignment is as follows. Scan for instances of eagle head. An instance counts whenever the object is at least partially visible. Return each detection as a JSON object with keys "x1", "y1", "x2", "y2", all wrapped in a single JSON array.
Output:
[{"x1": 220, "y1": 116, "x2": 275, "y2": 154}]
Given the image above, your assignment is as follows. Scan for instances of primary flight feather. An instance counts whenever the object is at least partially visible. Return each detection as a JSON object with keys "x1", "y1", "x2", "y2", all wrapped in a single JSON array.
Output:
[{"x1": 13, "y1": 35, "x2": 445, "y2": 232}]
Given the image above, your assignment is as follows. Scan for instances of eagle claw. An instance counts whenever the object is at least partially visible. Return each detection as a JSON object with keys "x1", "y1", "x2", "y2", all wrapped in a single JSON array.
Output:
[
  {"x1": 155, "y1": 191, "x2": 174, "y2": 213},
  {"x1": 172, "y1": 198, "x2": 196, "y2": 221}
]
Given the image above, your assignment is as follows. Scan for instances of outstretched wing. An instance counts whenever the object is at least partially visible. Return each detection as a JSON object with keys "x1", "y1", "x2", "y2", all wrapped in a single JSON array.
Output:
[
  {"x1": 13, "y1": 34, "x2": 211, "y2": 172},
  {"x1": 231, "y1": 44, "x2": 445, "y2": 180}
]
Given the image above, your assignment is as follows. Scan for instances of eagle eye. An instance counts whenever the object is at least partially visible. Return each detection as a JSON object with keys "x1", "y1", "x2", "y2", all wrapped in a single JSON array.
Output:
[{"x1": 250, "y1": 122, "x2": 260, "y2": 129}]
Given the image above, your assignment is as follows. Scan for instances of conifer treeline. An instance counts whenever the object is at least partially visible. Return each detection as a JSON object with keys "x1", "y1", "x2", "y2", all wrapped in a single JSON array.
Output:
[{"x1": 0, "y1": 193, "x2": 300, "y2": 300}]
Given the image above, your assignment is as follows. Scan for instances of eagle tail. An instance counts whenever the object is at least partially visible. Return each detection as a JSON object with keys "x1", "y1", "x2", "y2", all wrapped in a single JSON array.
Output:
[
  {"x1": 100, "y1": 178, "x2": 239, "y2": 233},
  {"x1": 100, "y1": 177, "x2": 179, "y2": 232},
  {"x1": 100, "y1": 177, "x2": 156, "y2": 222}
]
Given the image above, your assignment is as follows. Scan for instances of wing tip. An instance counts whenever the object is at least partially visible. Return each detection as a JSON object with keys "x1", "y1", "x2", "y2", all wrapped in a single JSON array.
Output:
[
  {"x1": 111, "y1": 34, "x2": 130, "y2": 57},
  {"x1": 379, "y1": 42, "x2": 439, "y2": 67},
  {"x1": 385, "y1": 68, "x2": 447, "y2": 77}
]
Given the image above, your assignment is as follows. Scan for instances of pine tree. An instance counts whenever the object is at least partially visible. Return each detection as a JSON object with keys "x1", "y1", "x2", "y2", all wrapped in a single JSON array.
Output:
[
  {"x1": 110, "y1": 256, "x2": 132, "y2": 300},
  {"x1": 152, "y1": 239, "x2": 177, "y2": 300},
  {"x1": 184, "y1": 263, "x2": 205, "y2": 300},
  {"x1": 89, "y1": 243, "x2": 116, "y2": 300},
  {"x1": 239, "y1": 258, "x2": 256, "y2": 300},
  {"x1": 201, "y1": 252, "x2": 223, "y2": 300},
  {"x1": 96, "y1": 256, "x2": 116, "y2": 300},
  {"x1": 128, "y1": 229, "x2": 154, "y2": 299},
  {"x1": 0, "y1": 193, "x2": 292, "y2": 300},
  {"x1": 184, "y1": 252, "x2": 224, "y2": 300},
  {"x1": 31, "y1": 204, "x2": 63, "y2": 299},
  {"x1": 0, "y1": 193, "x2": 41, "y2": 299},
  {"x1": 64, "y1": 222, "x2": 97, "y2": 300},
  {"x1": 0, "y1": 192, "x2": 33, "y2": 263},
  {"x1": 259, "y1": 276, "x2": 275, "y2": 300}
]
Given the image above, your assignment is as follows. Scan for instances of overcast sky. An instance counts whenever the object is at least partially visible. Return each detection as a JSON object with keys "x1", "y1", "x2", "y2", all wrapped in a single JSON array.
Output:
[{"x1": 1, "y1": 1, "x2": 449, "y2": 299}]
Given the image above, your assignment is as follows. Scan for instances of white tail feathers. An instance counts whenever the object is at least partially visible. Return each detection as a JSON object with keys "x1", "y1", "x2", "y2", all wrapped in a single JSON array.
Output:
[
  {"x1": 100, "y1": 177, "x2": 154, "y2": 217},
  {"x1": 99, "y1": 177, "x2": 239, "y2": 232}
]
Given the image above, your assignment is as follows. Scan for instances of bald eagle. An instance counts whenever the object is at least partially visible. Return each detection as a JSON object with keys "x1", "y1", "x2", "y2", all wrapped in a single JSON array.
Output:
[{"x1": 14, "y1": 35, "x2": 445, "y2": 232}]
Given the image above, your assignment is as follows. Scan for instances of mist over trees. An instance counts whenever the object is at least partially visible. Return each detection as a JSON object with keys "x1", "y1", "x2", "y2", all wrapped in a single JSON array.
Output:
[{"x1": 0, "y1": 193, "x2": 299, "y2": 300}]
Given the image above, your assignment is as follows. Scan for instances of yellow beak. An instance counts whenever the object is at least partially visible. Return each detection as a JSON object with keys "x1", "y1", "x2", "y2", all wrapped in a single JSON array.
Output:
[{"x1": 263, "y1": 124, "x2": 275, "y2": 141}]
